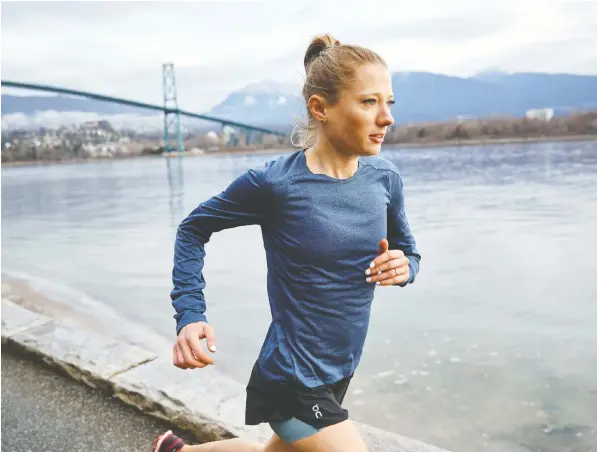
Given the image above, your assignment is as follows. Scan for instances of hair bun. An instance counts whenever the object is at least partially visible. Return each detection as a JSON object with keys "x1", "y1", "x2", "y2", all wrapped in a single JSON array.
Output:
[{"x1": 303, "y1": 34, "x2": 341, "y2": 70}]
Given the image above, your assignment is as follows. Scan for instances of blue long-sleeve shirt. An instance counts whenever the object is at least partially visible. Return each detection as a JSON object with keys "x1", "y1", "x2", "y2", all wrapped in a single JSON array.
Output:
[{"x1": 171, "y1": 149, "x2": 421, "y2": 387}]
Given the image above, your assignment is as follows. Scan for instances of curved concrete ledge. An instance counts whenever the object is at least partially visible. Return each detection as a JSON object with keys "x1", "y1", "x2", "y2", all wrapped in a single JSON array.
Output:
[{"x1": 1, "y1": 293, "x2": 451, "y2": 452}]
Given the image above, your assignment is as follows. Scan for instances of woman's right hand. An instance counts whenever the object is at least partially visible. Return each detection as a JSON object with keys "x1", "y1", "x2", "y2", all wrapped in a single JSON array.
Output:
[{"x1": 173, "y1": 321, "x2": 217, "y2": 369}]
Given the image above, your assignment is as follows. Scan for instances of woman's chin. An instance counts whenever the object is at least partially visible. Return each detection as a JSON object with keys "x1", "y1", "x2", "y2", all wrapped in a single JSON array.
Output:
[{"x1": 360, "y1": 143, "x2": 382, "y2": 156}]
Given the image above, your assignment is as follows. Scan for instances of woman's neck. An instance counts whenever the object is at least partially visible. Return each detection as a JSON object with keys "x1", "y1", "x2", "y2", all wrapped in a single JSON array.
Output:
[{"x1": 307, "y1": 138, "x2": 359, "y2": 179}]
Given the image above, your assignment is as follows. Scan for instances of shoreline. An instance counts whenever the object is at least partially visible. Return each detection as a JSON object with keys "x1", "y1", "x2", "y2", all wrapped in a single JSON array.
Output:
[
  {"x1": 3, "y1": 134, "x2": 596, "y2": 168},
  {"x1": 389, "y1": 133, "x2": 597, "y2": 149}
]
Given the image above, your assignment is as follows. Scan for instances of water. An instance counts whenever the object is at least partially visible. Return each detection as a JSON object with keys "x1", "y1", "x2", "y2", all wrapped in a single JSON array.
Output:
[{"x1": 2, "y1": 142, "x2": 597, "y2": 452}]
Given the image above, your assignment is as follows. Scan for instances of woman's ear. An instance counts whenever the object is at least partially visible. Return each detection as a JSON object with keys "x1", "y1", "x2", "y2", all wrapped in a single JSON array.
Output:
[{"x1": 307, "y1": 95, "x2": 328, "y2": 124}]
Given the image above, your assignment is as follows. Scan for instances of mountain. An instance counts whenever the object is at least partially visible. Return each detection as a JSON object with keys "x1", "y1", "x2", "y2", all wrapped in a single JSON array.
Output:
[
  {"x1": 471, "y1": 72, "x2": 597, "y2": 113},
  {"x1": 207, "y1": 80, "x2": 304, "y2": 129},
  {"x1": 206, "y1": 72, "x2": 597, "y2": 126},
  {"x1": 1, "y1": 93, "x2": 155, "y2": 116}
]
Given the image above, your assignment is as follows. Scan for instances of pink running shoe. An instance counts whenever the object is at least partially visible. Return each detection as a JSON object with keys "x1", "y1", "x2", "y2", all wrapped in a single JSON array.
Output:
[{"x1": 153, "y1": 430, "x2": 186, "y2": 452}]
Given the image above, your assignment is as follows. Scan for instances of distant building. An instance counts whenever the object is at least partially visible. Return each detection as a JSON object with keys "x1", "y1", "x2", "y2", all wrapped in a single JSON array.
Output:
[
  {"x1": 526, "y1": 108, "x2": 554, "y2": 121},
  {"x1": 220, "y1": 126, "x2": 239, "y2": 146},
  {"x1": 205, "y1": 131, "x2": 219, "y2": 143}
]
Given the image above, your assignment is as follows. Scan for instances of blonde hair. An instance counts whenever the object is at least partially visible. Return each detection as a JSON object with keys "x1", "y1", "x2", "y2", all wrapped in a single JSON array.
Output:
[{"x1": 291, "y1": 34, "x2": 387, "y2": 148}]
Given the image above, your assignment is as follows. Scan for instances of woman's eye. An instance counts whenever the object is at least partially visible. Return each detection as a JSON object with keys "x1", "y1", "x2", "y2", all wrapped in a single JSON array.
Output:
[
  {"x1": 363, "y1": 99, "x2": 376, "y2": 105},
  {"x1": 388, "y1": 100, "x2": 395, "y2": 106}
]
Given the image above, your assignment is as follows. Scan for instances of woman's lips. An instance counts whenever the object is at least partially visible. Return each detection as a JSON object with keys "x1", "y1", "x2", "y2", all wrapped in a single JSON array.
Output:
[{"x1": 369, "y1": 134, "x2": 385, "y2": 144}]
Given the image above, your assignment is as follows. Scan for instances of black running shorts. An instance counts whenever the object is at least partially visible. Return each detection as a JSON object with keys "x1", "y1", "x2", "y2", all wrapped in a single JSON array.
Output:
[{"x1": 245, "y1": 361, "x2": 352, "y2": 436}]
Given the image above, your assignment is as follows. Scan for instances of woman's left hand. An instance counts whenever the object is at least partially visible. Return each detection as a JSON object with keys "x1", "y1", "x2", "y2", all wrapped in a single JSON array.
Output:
[{"x1": 365, "y1": 238, "x2": 410, "y2": 286}]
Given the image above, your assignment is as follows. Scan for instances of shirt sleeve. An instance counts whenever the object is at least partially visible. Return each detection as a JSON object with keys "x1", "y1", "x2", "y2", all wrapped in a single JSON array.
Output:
[
  {"x1": 387, "y1": 171, "x2": 421, "y2": 287},
  {"x1": 170, "y1": 166, "x2": 273, "y2": 334}
]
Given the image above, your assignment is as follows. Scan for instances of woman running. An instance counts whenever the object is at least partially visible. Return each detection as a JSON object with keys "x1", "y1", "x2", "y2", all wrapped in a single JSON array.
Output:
[{"x1": 153, "y1": 33, "x2": 421, "y2": 452}]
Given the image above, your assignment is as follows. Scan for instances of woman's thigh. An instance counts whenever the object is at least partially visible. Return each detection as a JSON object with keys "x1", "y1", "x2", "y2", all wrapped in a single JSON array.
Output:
[
  {"x1": 286, "y1": 420, "x2": 368, "y2": 452},
  {"x1": 264, "y1": 434, "x2": 298, "y2": 452}
]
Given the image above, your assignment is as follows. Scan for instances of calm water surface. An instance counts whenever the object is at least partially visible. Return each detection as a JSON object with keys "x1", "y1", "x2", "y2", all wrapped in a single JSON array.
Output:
[{"x1": 2, "y1": 141, "x2": 597, "y2": 452}]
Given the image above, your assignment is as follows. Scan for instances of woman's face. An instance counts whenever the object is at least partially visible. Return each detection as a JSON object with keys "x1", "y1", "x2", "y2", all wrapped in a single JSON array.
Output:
[{"x1": 324, "y1": 63, "x2": 395, "y2": 156}]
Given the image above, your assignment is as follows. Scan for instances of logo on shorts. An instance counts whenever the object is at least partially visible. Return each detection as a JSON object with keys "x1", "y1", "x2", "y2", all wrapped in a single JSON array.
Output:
[{"x1": 312, "y1": 404, "x2": 323, "y2": 419}]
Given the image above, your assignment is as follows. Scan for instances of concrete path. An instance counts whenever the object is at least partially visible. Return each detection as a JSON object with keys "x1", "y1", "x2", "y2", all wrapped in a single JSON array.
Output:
[{"x1": 1, "y1": 350, "x2": 197, "y2": 452}]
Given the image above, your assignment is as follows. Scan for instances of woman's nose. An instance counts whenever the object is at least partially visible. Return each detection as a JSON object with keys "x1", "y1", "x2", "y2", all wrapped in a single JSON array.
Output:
[{"x1": 378, "y1": 106, "x2": 394, "y2": 127}]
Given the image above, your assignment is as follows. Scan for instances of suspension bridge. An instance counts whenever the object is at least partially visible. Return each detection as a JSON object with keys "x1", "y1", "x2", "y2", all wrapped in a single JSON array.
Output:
[{"x1": 1, "y1": 64, "x2": 288, "y2": 153}]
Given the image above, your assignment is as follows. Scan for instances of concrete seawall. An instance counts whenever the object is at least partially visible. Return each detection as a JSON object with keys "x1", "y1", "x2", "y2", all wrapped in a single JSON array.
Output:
[{"x1": 1, "y1": 285, "x2": 452, "y2": 452}]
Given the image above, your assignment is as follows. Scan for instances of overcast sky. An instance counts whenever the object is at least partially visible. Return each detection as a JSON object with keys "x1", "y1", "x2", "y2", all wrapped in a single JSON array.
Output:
[{"x1": 2, "y1": 0, "x2": 596, "y2": 112}]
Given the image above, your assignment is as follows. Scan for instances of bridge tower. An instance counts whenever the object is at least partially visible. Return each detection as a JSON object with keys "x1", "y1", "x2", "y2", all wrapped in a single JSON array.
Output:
[{"x1": 162, "y1": 63, "x2": 184, "y2": 153}]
